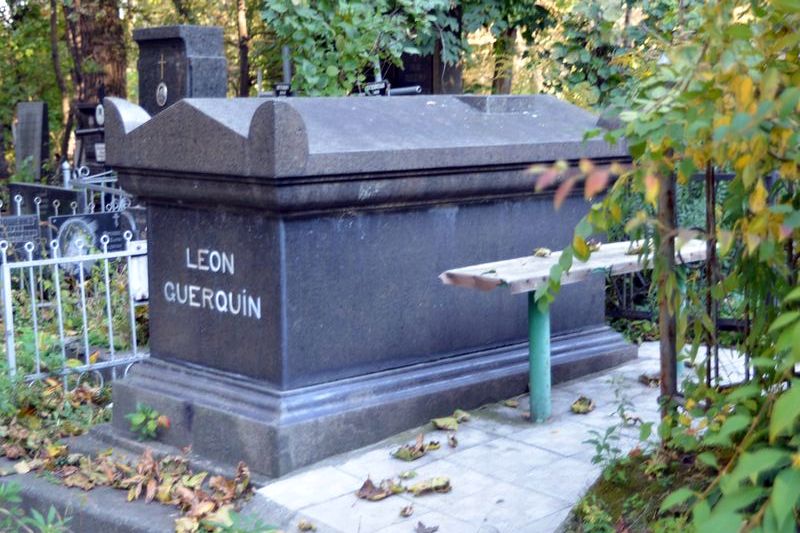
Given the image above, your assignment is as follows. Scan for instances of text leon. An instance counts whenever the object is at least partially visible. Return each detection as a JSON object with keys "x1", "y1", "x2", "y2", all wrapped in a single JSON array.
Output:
[{"x1": 162, "y1": 246, "x2": 261, "y2": 320}]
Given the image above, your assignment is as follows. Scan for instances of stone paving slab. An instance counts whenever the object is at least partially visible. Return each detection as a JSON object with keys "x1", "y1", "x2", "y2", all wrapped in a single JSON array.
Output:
[{"x1": 250, "y1": 342, "x2": 747, "y2": 532}]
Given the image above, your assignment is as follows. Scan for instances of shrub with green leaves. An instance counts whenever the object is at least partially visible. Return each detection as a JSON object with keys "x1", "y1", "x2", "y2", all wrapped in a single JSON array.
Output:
[
  {"x1": 541, "y1": 0, "x2": 800, "y2": 530},
  {"x1": 261, "y1": 0, "x2": 448, "y2": 95},
  {"x1": 125, "y1": 403, "x2": 170, "y2": 441}
]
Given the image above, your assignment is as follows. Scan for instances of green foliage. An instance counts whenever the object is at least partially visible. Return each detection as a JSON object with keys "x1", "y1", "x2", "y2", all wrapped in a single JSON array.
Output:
[
  {"x1": 532, "y1": 0, "x2": 695, "y2": 109},
  {"x1": 261, "y1": 0, "x2": 448, "y2": 95},
  {"x1": 549, "y1": 0, "x2": 800, "y2": 529},
  {"x1": 0, "y1": 482, "x2": 69, "y2": 533},
  {"x1": 125, "y1": 402, "x2": 169, "y2": 441}
]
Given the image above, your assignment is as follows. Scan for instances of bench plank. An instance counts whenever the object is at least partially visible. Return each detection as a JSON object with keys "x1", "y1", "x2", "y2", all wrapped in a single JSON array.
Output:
[{"x1": 440, "y1": 239, "x2": 707, "y2": 295}]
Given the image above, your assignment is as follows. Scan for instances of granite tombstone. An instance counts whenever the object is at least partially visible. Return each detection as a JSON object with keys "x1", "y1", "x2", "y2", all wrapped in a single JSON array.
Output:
[
  {"x1": 105, "y1": 94, "x2": 635, "y2": 477},
  {"x1": 14, "y1": 102, "x2": 49, "y2": 181},
  {"x1": 0, "y1": 215, "x2": 40, "y2": 256},
  {"x1": 384, "y1": 52, "x2": 462, "y2": 94},
  {"x1": 8, "y1": 182, "x2": 85, "y2": 220},
  {"x1": 133, "y1": 25, "x2": 227, "y2": 116}
]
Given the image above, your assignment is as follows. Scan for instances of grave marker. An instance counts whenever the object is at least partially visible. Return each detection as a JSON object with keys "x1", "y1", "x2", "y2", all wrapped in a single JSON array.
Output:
[
  {"x1": 0, "y1": 215, "x2": 41, "y2": 259},
  {"x1": 105, "y1": 94, "x2": 634, "y2": 477},
  {"x1": 133, "y1": 25, "x2": 227, "y2": 116},
  {"x1": 14, "y1": 102, "x2": 49, "y2": 181},
  {"x1": 8, "y1": 183, "x2": 85, "y2": 220}
]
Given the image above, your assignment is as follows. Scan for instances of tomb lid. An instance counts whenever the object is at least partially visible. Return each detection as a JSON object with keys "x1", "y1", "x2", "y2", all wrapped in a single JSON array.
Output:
[{"x1": 105, "y1": 95, "x2": 627, "y2": 179}]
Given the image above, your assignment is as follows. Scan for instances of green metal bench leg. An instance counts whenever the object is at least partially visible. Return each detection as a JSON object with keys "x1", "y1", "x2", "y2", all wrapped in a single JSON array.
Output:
[{"x1": 528, "y1": 292, "x2": 551, "y2": 422}]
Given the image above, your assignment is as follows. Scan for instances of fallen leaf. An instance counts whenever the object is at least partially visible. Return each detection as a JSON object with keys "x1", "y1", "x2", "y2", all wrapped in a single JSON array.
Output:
[
  {"x1": 356, "y1": 477, "x2": 403, "y2": 501},
  {"x1": 13, "y1": 461, "x2": 31, "y2": 475},
  {"x1": 297, "y1": 519, "x2": 317, "y2": 531},
  {"x1": 571, "y1": 396, "x2": 595, "y2": 414},
  {"x1": 415, "y1": 521, "x2": 439, "y2": 533},
  {"x1": 447, "y1": 433, "x2": 458, "y2": 448},
  {"x1": 399, "y1": 471, "x2": 417, "y2": 480},
  {"x1": 3, "y1": 444, "x2": 26, "y2": 460},
  {"x1": 533, "y1": 247, "x2": 552, "y2": 257},
  {"x1": 638, "y1": 373, "x2": 660, "y2": 388},
  {"x1": 201, "y1": 504, "x2": 234, "y2": 528},
  {"x1": 63, "y1": 472, "x2": 94, "y2": 490},
  {"x1": 431, "y1": 417, "x2": 458, "y2": 431},
  {"x1": 145, "y1": 477, "x2": 158, "y2": 503},
  {"x1": 452, "y1": 409, "x2": 470, "y2": 422},
  {"x1": 503, "y1": 399, "x2": 519, "y2": 408},
  {"x1": 408, "y1": 477, "x2": 451, "y2": 496},
  {"x1": 174, "y1": 516, "x2": 198, "y2": 533},
  {"x1": 400, "y1": 505, "x2": 414, "y2": 517},
  {"x1": 587, "y1": 238, "x2": 602, "y2": 252},
  {"x1": 392, "y1": 434, "x2": 439, "y2": 461}
]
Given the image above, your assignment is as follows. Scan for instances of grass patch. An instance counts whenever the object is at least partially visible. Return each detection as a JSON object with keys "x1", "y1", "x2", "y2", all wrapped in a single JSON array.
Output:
[{"x1": 563, "y1": 450, "x2": 713, "y2": 532}]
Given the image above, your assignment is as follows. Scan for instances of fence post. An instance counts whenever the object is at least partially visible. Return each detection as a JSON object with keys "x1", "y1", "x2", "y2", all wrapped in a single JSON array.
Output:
[{"x1": 0, "y1": 242, "x2": 16, "y2": 377}]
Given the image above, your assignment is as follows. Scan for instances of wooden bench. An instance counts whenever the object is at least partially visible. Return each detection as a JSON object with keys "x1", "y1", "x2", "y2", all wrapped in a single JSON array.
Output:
[{"x1": 439, "y1": 239, "x2": 707, "y2": 422}]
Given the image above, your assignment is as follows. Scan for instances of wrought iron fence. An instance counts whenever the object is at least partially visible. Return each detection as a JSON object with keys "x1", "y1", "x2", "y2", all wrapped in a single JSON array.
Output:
[{"x1": 0, "y1": 232, "x2": 149, "y2": 385}]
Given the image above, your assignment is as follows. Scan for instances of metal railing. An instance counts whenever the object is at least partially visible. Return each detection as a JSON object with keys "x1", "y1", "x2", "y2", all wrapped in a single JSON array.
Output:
[{"x1": 0, "y1": 232, "x2": 149, "y2": 385}]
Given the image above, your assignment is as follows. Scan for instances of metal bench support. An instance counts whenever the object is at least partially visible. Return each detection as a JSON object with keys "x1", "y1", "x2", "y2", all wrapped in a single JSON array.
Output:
[{"x1": 528, "y1": 292, "x2": 551, "y2": 422}]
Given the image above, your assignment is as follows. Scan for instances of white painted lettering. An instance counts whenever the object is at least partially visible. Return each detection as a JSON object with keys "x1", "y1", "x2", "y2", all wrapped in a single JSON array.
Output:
[
  {"x1": 222, "y1": 252, "x2": 234, "y2": 275},
  {"x1": 197, "y1": 249, "x2": 209, "y2": 271},
  {"x1": 185, "y1": 248, "x2": 197, "y2": 269},
  {"x1": 188, "y1": 285, "x2": 200, "y2": 307},
  {"x1": 202, "y1": 287, "x2": 213, "y2": 308},
  {"x1": 214, "y1": 290, "x2": 228, "y2": 312},
  {"x1": 164, "y1": 281, "x2": 176, "y2": 302}
]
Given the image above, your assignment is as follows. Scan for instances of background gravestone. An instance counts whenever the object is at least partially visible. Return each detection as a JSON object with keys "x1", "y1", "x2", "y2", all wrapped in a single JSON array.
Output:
[
  {"x1": 133, "y1": 25, "x2": 227, "y2": 116},
  {"x1": 14, "y1": 102, "x2": 49, "y2": 181},
  {"x1": 384, "y1": 52, "x2": 462, "y2": 94}
]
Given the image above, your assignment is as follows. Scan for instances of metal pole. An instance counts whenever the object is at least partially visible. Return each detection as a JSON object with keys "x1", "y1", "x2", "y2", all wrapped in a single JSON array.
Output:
[
  {"x1": 0, "y1": 244, "x2": 16, "y2": 377},
  {"x1": 61, "y1": 161, "x2": 72, "y2": 189},
  {"x1": 528, "y1": 292, "x2": 551, "y2": 422},
  {"x1": 281, "y1": 46, "x2": 292, "y2": 84}
]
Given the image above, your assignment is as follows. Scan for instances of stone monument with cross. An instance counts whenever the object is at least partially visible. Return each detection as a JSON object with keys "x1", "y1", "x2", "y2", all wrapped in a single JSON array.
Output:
[{"x1": 133, "y1": 25, "x2": 227, "y2": 116}]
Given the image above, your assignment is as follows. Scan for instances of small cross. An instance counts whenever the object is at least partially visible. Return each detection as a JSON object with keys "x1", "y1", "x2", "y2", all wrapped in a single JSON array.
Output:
[
  {"x1": 158, "y1": 53, "x2": 166, "y2": 80},
  {"x1": 113, "y1": 212, "x2": 120, "y2": 227}
]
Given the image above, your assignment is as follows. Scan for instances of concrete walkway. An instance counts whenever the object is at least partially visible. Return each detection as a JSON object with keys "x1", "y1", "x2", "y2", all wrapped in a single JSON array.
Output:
[{"x1": 252, "y1": 342, "x2": 737, "y2": 532}]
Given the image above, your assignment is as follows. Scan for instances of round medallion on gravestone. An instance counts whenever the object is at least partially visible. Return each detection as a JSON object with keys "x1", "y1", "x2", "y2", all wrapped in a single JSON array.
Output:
[
  {"x1": 94, "y1": 104, "x2": 105, "y2": 126},
  {"x1": 156, "y1": 82, "x2": 168, "y2": 107},
  {"x1": 57, "y1": 217, "x2": 97, "y2": 277}
]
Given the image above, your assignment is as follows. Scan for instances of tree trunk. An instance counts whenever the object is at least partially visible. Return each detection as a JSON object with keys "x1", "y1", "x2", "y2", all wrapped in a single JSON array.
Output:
[
  {"x1": 63, "y1": 0, "x2": 127, "y2": 102},
  {"x1": 491, "y1": 27, "x2": 516, "y2": 95},
  {"x1": 658, "y1": 173, "x2": 678, "y2": 416},
  {"x1": 50, "y1": 0, "x2": 73, "y2": 163},
  {"x1": 237, "y1": 0, "x2": 250, "y2": 97}
]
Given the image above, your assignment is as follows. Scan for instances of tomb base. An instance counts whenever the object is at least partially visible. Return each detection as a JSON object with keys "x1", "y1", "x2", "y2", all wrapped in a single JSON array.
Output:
[{"x1": 111, "y1": 325, "x2": 635, "y2": 477}]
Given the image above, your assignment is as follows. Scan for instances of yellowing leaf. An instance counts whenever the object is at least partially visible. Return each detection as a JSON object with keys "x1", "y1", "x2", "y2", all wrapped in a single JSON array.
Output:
[
  {"x1": 749, "y1": 180, "x2": 768, "y2": 214},
  {"x1": 573, "y1": 235, "x2": 590, "y2": 262},
  {"x1": 431, "y1": 417, "x2": 458, "y2": 431},
  {"x1": 718, "y1": 230, "x2": 735, "y2": 257},
  {"x1": 644, "y1": 175, "x2": 659, "y2": 206},
  {"x1": 407, "y1": 476, "x2": 451, "y2": 496},
  {"x1": 733, "y1": 75, "x2": 754, "y2": 110}
]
